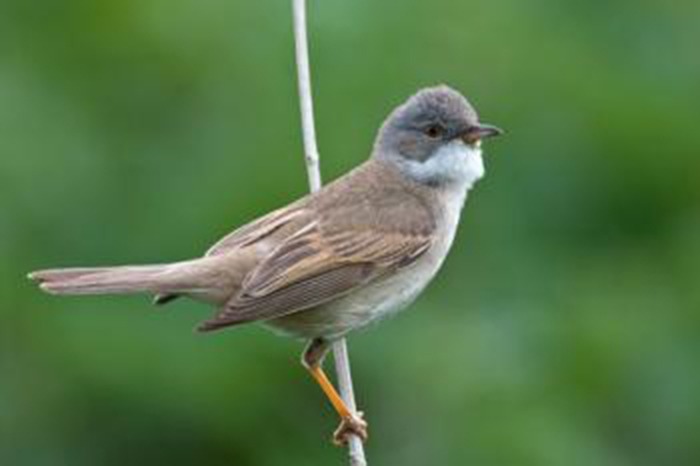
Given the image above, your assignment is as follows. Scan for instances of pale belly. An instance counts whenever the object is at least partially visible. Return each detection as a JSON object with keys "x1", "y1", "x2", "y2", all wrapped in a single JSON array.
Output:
[{"x1": 264, "y1": 254, "x2": 443, "y2": 340}]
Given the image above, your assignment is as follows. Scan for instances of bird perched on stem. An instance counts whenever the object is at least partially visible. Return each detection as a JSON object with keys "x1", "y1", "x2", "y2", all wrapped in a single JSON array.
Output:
[{"x1": 28, "y1": 85, "x2": 503, "y2": 445}]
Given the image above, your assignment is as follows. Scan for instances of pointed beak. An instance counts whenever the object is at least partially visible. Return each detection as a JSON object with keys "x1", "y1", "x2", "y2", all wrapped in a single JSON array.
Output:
[{"x1": 462, "y1": 123, "x2": 504, "y2": 144}]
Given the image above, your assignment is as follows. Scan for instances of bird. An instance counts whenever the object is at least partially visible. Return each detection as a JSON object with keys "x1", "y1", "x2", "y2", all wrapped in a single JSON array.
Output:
[{"x1": 28, "y1": 85, "x2": 503, "y2": 445}]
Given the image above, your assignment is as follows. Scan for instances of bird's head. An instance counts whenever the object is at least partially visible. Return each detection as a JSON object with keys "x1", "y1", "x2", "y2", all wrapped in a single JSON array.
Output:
[{"x1": 373, "y1": 85, "x2": 503, "y2": 187}]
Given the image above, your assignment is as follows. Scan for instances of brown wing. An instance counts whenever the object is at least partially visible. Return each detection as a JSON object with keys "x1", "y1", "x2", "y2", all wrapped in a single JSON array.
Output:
[
  {"x1": 197, "y1": 207, "x2": 434, "y2": 332},
  {"x1": 205, "y1": 204, "x2": 308, "y2": 256},
  {"x1": 153, "y1": 203, "x2": 310, "y2": 305}
]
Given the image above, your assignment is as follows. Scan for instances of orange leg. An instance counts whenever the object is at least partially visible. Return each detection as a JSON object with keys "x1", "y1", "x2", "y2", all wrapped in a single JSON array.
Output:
[
  {"x1": 303, "y1": 338, "x2": 368, "y2": 445},
  {"x1": 307, "y1": 363, "x2": 353, "y2": 418}
]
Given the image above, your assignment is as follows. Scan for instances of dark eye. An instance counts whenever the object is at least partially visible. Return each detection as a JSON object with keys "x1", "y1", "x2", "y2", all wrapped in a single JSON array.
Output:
[{"x1": 424, "y1": 124, "x2": 445, "y2": 138}]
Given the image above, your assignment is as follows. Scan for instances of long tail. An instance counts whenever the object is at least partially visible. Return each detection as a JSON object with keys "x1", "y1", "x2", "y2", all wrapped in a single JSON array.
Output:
[{"x1": 28, "y1": 259, "x2": 218, "y2": 299}]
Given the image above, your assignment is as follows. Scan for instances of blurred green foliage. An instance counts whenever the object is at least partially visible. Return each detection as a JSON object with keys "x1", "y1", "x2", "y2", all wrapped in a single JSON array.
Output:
[{"x1": 2, "y1": 1, "x2": 699, "y2": 465}]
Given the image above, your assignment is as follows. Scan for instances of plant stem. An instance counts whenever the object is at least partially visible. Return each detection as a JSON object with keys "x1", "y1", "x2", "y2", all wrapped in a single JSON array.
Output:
[{"x1": 292, "y1": 1, "x2": 367, "y2": 464}]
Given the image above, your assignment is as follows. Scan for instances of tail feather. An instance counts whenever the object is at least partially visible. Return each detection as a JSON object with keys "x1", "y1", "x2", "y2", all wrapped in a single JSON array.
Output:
[
  {"x1": 152, "y1": 292, "x2": 181, "y2": 305},
  {"x1": 29, "y1": 255, "x2": 235, "y2": 305},
  {"x1": 29, "y1": 264, "x2": 180, "y2": 296}
]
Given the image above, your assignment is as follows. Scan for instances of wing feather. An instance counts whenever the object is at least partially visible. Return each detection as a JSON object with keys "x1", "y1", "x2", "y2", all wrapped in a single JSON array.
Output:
[
  {"x1": 197, "y1": 217, "x2": 433, "y2": 331},
  {"x1": 205, "y1": 206, "x2": 307, "y2": 256},
  {"x1": 197, "y1": 165, "x2": 438, "y2": 332}
]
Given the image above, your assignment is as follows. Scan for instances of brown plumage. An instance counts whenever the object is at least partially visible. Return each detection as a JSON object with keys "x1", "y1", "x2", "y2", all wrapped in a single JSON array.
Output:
[
  {"x1": 28, "y1": 85, "x2": 503, "y2": 444},
  {"x1": 30, "y1": 160, "x2": 435, "y2": 337},
  {"x1": 199, "y1": 160, "x2": 435, "y2": 331}
]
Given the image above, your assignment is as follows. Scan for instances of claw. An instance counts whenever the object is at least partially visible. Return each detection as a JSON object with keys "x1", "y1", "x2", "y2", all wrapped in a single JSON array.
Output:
[{"x1": 332, "y1": 411, "x2": 368, "y2": 446}]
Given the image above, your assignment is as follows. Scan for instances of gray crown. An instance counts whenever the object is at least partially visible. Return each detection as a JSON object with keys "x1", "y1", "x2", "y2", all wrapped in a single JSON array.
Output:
[{"x1": 373, "y1": 85, "x2": 481, "y2": 162}]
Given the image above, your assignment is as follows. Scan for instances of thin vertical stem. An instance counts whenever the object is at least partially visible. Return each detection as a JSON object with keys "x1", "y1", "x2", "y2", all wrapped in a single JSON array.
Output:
[
  {"x1": 333, "y1": 338, "x2": 366, "y2": 466},
  {"x1": 292, "y1": 1, "x2": 367, "y2": 464},
  {"x1": 293, "y1": 0, "x2": 321, "y2": 194}
]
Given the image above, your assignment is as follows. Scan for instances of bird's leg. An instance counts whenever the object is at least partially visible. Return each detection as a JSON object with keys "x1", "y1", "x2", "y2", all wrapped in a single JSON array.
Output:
[{"x1": 302, "y1": 338, "x2": 368, "y2": 446}]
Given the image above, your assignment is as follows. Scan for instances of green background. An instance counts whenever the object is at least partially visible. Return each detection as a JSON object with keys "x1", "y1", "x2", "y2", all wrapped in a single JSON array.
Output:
[{"x1": 2, "y1": 1, "x2": 699, "y2": 465}]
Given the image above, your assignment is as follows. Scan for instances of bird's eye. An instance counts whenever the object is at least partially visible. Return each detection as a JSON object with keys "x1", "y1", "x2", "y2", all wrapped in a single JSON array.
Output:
[{"x1": 424, "y1": 124, "x2": 444, "y2": 138}]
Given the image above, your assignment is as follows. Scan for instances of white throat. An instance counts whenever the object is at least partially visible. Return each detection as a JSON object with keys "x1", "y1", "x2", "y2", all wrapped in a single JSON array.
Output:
[{"x1": 399, "y1": 140, "x2": 485, "y2": 189}]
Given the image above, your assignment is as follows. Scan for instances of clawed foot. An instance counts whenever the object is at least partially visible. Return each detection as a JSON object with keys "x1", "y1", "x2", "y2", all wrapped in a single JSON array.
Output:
[{"x1": 333, "y1": 411, "x2": 368, "y2": 446}]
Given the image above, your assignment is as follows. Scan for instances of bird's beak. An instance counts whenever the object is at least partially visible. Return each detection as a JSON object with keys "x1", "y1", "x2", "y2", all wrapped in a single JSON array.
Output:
[{"x1": 462, "y1": 123, "x2": 504, "y2": 144}]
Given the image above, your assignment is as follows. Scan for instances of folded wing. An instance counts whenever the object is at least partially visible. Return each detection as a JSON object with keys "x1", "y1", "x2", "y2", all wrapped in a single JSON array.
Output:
[{"x1": 197, "y1": 207, "x2": 433, "y2": 331}]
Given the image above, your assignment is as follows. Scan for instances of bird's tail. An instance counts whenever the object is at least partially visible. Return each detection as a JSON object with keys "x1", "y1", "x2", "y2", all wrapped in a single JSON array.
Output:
[{"x1": 28, "y1": 258, "x2": 220, "y2": 299}]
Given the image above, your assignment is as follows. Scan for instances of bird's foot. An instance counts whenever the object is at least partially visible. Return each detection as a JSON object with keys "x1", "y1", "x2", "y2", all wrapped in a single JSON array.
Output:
[{"x1": 333, "y1": 411, "x2": 368, "y2": 446}]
